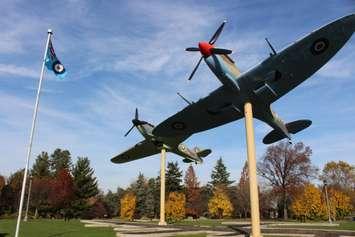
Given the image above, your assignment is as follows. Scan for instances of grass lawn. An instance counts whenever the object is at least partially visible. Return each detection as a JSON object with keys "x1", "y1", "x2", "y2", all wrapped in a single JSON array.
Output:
[
  {"x1": 0, "y1": 219, "x2": 116, "y2": 237},
  {"x1": 270, "y1": 221, "x2": 355, "y2": 231}
]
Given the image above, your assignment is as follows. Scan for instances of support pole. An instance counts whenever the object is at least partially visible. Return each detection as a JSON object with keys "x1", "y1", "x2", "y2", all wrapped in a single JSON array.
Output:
[
  {"x1": 15, "y1": 29, "x2": 52, "y2": 237},
  {"x1": 24, "y1": 177, "x2": 33, "y2": 222},
  {"x1": 244, "y1": 102, "x2": 261, "y2": 237},
  {"x1": 158, "y1": 146, "x2": 167, "y2": 226},
  {"x1": 324, "y1": 180, "x2": 332, "y2": 224}
]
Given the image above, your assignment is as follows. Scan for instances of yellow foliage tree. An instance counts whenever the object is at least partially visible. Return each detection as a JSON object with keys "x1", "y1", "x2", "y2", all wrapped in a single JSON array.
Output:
[
  {"x1": 328, "y1": 189, "x2": 353, "y2": 220},
  {"x1": 120, "y1": 192, "x2": 136, "y2": 221},
  {"x1": 291, "y1": 184, "x2": 326, "y2": 221},
  {"x1": 208, "y1": 187, "x2": 234, "y2": 219},
  {"x1": 166, "y1": 192, "x2": 186, "y2": 223}
]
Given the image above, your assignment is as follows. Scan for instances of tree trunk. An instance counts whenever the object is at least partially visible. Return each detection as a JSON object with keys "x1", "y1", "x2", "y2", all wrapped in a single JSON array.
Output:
[{"x1": 283, "y1": 192, "x2": 288, "y2": 220}]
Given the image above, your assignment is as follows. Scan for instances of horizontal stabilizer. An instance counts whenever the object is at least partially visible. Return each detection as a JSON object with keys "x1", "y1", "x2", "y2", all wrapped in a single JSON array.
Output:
[
  {"x1": 196, "y1": 149, "x2": 212, "y2": 157},
  {"x1": 263, "y1": 120, "x2": 312, "y2": 144}
]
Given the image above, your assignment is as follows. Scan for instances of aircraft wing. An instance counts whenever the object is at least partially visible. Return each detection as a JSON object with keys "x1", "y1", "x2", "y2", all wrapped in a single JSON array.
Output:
[
  {"x1": 111, "y1": 140, "x2": 159, "y2": 163},
  {"x1": 153, "y1": 86, "x2": 243, "y2": 137}
]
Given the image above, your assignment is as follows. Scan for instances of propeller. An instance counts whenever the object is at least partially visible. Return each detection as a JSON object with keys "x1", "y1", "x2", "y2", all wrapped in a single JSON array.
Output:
[
  {"x1": 185, "y1": 20, "x2": 232, "y2": 80},
  {"x1": 124, "y1": 108, "x2": 145, "y2": 137}
]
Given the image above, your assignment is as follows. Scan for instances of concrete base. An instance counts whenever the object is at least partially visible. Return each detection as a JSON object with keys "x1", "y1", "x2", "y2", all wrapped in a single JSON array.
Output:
[{"x1": 158, "y1": 221, "x2": 167, "y2": 226}]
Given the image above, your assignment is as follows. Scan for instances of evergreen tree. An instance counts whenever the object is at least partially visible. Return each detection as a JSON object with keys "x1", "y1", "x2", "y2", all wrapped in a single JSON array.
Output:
[
  {"x1": 131, "y1": 173, "x2": 147, "y2": 218},
  {"x1": 104, "y1": 187, "x2": 124, "y2": 217},
  {"x1": 166, "y1": 162, "x2": 183, "y2": 193},
  {"x1": 31, "y1": 151, "x2": 51, "y2": 178},
  {"x1": 72, "y1": 157, "x2": 99, "y2": 199},
  {"x1": 50, "y1": 148, "x2": 72, "y2": 175},
  {"x1": 145, "y1": 178, "x2": 156, "y2": 219},
  {"x1": 209, "y1": 157, "x2": 234, "y2": 188}
]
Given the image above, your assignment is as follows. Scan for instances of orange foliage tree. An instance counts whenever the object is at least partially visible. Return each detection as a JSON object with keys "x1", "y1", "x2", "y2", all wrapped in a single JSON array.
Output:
[
  {"x1": 120, "y1": 192, "x2": 136, "y2": 221},
  {"x1": 166, "y1": 192, "x2": 186, "y2": 223},
  {"x1": 291, "y1": 184, "x2": 326, "y2": 221},
  {"x1": 328, "y1": 189, "x2": 353, "y2": 220},
  {"x1": 208, "y1": 187, "x2": 234, "y2": 218}
]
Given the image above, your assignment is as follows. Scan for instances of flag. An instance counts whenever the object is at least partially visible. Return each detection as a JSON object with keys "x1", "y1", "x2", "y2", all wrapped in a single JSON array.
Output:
[{"x1": 45, "y1": 38, "x2": 67, "y2": 79}]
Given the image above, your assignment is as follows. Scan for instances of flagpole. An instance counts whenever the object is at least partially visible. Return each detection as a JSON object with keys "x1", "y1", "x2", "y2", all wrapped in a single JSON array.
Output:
[{"x1": 15, "y1": 29, "x2": 52, "y2": 237}]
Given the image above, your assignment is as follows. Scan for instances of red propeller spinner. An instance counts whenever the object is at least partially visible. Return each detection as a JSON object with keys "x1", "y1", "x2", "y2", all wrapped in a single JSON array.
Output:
[{"x1": 185, "y1": 20, "x2": 232, "y2": 80}]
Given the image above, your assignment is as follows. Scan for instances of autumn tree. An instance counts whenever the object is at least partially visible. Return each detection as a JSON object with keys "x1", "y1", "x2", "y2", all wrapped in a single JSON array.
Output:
[
  {"x1": 236, "y1": 161, "x2": 250, "y2": 218},
  {"x1": 31, "y1": 177, "x2": 52, "y2": 218},
  {"x1": 208, "y1": 187, "x2": 234, "y2": 219},
  {"x1": 320, "y1": 161, "x2": 355, "y2": 192},
  {"x1": 210, "y1": 157, "x2": 234, "y2": 188},
  {"x1": 104, "y1": 187, "x2": 124, "y2": 217},
  {"x1": 166, "y1": 162, "x2": 183, "y2": 193},
  {"x1": 291, "y1": 184, "x2": 325, "y2": 221},
  {"x1": 50, "y1": 148, "x2": 72, "y2": 175},
  {"x1": 184, "y1": 165, "x2": 201, "y2": 218},
  {"x1": 120, "y1": 192, "x2": 136, "y2": 221},
  {"x1": 49, "y1": 169, "x2": 75, "y2": 213},
  {"x1": 328, "y1": 189, "x2": 353, "y2": 220},
  {"x1": 0, "y1": 175, "x2": 5, "y2": 193},
  {"x1": 258, "y1": 141, "x2": 316, "y2": 219},
  {"x1": 166, "y1": 192, "x2": 186, "y2": 223},
  {"x1": 7, "y1": 169, "x2": 25, "y2": 212},
  {"x1": 31, "y1": 151, "x2": 51, "y2": 178}
]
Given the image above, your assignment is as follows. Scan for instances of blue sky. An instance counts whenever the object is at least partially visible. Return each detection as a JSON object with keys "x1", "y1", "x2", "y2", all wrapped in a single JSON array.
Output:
[{"x1": 0, "y1": 0, "x2": 354, "y2": 191}]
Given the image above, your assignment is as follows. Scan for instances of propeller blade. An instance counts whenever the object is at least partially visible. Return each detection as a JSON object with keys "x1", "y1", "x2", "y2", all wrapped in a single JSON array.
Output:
[
  {"x1": 210, "y1": 48, "x2": 232, "y2": 55},
  {"x1": 186, "y1": 47, "x2": 200, "y2": 52},
  {"x1": 188, "y1": 56, "x2": 203, "y2": 80},
  {"x1": 124, "y1": 124, "x2": 135, "y2": 137},
  {"x1": 135, "y1": 108, "x2": 138, "y2": 120},
  {"x1": 209, "y1": 20, "x2": 227, "y2": 44}
]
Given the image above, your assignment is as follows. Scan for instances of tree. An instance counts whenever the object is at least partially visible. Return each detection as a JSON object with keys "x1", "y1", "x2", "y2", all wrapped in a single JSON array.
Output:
[
  {"x1": 145, "y1": 178, "x2": 156, "y2": 219},
  {"x1": 72, "y1": 157, "x2": 99, "y2": 199},
  {"x1": 130, "y1": 173, "x2": 147, "y2": 218},
  {"x1": 120, "y1": 192, "x2": 136, "y2": 221},
  {"x1": 104, "y1": 187, "x2": 124, "y2": 217},
  {"x1": 258, "y1": 141, "x2": 316, "y2": 220},
  {"x1": 166, "y1": 162, "x2": 183, "y2": 193},
  {"x1": 31, "y1": 151, "x2": 51, "y2": 178},
  {"x1": 50, "y1": 148, "x2": 72, "y2": 175},
  {"x1": 49, "y1": 169, "x2": 75, "y2": 212},
  {"x1": 236, "y1": 161, "x2": 250, "y2": 218},
  {"x1": 7, "y1": 169, "x2": 25, "y2": 212},
  {"x1": 320, "y1": 161, "x2": 355, "y2": 191},
  {"x1": 291, "y1": 184, "x2": 325, "y2": 221},
  {"x1": 210, "y1": 157, "x2": 234, "y2": 188},
  {"x1": 184, "y1": 165, "x2": 201, "y2": 218},
  {"x1": 208, "y1": 187, "x2": 234, "y2": 219},
  {"x1": 166, "y1": 192, "x2": 186, "y2": 223},
  {"x1": 328, "y1": 188, "x2": 353, "y2": 220}
]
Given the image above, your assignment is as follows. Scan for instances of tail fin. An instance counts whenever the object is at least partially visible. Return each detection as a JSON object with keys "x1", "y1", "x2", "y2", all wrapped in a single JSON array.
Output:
[
  {"x1": 196, "y1": 148, "x2": 212, "y2": 158},
  {"x1": 263, "y1": 120, "x2": 312, "y2": 144}
]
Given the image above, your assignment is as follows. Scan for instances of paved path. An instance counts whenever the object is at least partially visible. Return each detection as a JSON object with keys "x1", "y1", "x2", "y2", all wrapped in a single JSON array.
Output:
[{"x1": 81, "y1": 220, "x2": 355, "y2": 237}]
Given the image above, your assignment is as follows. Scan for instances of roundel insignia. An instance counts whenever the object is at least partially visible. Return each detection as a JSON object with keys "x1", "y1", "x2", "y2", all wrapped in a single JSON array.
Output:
[
  {"x1": 53, "y1": 61, "x2": 65, "y2": 74},
  {"x1": 171, "y1": 121, "x2": 186, "y2": 130},
  {"x1": 311, "y1": 38, "x2": 329, "y2": 55}
]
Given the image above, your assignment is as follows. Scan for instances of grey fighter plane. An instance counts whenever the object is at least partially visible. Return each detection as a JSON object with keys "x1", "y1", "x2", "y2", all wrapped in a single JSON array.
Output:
[
  {"x1": 153, "y1": 14, "x2": 355, "y2": 144},
  {"x1": 111, "y1": 109, "x2": 211, "y2": 164}
]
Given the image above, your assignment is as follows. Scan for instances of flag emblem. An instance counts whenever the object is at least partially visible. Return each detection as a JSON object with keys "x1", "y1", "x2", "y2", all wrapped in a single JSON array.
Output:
[{"x1": 45, "y1": 39, "x2": 67, "y2": 79}]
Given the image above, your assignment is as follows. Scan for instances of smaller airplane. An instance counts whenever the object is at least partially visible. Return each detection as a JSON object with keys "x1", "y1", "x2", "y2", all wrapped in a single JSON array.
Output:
[{"x1": 111, "y1": 108, "x2": 211, "y2": 164}]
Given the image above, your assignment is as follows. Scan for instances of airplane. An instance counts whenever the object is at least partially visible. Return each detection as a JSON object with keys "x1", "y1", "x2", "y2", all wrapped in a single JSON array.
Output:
[
  {"x1": 152, "y1": 14, "x2": 355, "y2": 144},
  {"x1": 111, "y1": 108, "x2": 211, "y2": 164}
]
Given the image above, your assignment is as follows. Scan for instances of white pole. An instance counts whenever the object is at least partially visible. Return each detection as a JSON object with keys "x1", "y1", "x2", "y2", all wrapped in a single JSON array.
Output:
[
  {"x1": 14, "y1": 29, "x2": 52, "y2": 237},
  {"x1": 158, "y1": 146, "x2": 167, "y2": 226},
  {"x1": 244, "y1": 102, "x2": 262, "y2": 237},
  {"x1": 24, "y1": 177, "x2": 33, "y2": 222}
]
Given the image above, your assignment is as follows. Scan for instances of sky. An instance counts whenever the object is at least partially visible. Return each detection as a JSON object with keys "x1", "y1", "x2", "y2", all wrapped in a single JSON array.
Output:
[{"x1": 0, "y1": 0, "x2": 354, "y2": 191}]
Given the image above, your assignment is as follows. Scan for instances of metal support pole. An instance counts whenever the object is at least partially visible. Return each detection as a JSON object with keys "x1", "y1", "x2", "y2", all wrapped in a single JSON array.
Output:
[
  {"x1": 244, "y1": 102, "x2": 261, "y2": 237},
  {"x1": 324, "y1": 180, "x2": 332, "y2": 224},
  {"x1": 158, "y1": 146, "x2": 167, "y2": 226},
  {"x1": 15, "y1": 29, "x2": 52, "y2": 237},
  {"x1": 24, "y1": 177, "x2": 33, "y2": 222}
]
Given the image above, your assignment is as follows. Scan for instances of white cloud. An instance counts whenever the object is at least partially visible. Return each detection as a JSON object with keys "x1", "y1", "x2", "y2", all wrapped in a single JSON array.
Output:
[{"x1": 0, "y1": 64, "x2": 38, "y2": 78}]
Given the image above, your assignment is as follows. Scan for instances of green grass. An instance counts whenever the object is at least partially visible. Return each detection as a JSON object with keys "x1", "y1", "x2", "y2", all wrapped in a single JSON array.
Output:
[{"x1": 0, "y1": 219, "x2": 116, "y2": 237}]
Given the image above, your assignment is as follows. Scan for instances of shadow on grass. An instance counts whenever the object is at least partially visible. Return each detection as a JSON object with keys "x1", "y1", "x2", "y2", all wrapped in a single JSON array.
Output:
[
  {"x1": 47, "y1": 231, "x2": 76, "y2": 237},
  {"x1": 0, "y1": 233, "x2": 9, "y2": 237}
]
